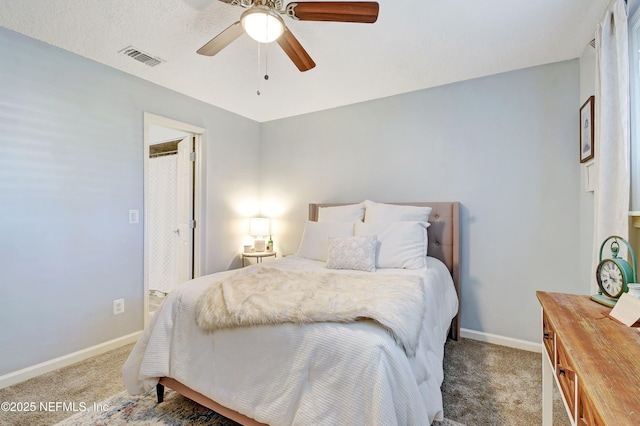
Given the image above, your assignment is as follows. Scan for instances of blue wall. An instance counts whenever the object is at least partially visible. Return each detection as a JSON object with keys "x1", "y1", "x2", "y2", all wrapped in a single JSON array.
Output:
[
  {"x1": 0, "y1": 27, "x2": 260, "y2": 375},
  {"x1": 260, "y1": 60, "x2": 582, "y2": 343}
]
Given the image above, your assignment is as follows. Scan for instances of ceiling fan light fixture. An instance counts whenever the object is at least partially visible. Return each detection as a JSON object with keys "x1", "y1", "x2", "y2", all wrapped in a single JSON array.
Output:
[{"x1": 241, "y1": 6, "x2": 285, "y2": 43}]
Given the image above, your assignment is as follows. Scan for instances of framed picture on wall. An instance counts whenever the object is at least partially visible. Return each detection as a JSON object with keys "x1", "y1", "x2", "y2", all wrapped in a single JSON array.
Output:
[{"x1": 580, "y1": 96, "x2": 594, "y2": 163}]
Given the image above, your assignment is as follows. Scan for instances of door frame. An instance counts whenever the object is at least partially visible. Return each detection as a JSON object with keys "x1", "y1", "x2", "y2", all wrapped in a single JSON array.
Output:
[{"x1": 143, "y1": 112, "x2": 205, "y2": 327}]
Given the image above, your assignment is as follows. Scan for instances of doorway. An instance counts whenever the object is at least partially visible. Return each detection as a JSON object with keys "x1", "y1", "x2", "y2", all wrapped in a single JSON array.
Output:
[{"x1": 143, "y1": 113, "x2": 205, "y2": 326}]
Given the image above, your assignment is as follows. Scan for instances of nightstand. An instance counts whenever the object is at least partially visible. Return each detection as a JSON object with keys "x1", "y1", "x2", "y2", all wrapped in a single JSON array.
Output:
[{"x1": 242, "y1": 252, "x2": 276, "y2": 267}]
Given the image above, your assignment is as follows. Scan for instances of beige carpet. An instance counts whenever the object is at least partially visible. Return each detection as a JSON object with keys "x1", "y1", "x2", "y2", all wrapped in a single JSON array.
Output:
[
  {"x1": 0, "y1": 343, "x2": 133, "y2": 426},
  {"x1": 442, "y1": 338, "x2": 569, "y2": 426},
  {"x1": 0, "y1": 338, "x2": 570, "y2": 426}
]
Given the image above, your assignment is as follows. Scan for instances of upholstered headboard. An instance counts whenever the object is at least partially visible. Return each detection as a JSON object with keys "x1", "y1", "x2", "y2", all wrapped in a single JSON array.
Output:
[{"x1": 308, "y1": 201, "x2": 461, "y2": 340}]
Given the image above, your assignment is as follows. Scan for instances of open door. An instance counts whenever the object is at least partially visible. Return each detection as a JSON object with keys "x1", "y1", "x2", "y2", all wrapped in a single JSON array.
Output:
[
  {"x1": 176, "y1": 135, "x2": 195, "y2": 283},
  {"x1": 144, "y1": 113, "x2": 205, "y2": 327}
]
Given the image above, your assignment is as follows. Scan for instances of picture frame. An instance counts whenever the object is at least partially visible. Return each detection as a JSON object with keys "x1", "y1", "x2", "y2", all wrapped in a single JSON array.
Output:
[{"x1": 580, "y1": 96, "x2": 594, "y2": 163}]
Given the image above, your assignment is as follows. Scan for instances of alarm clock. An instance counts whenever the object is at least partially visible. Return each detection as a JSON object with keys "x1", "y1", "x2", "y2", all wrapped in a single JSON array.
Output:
[{"x1": 591, "y1": 236, "x2": 638, "y2": 307}]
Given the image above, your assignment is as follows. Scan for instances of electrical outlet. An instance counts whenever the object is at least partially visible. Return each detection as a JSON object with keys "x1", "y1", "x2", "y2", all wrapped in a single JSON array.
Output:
[{"x1": 113, "y1": 299, "x2": 125, "y2": 315}]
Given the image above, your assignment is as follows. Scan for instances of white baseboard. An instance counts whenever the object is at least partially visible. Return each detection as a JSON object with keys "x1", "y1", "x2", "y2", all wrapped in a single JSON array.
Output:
[
  {"x1": 0, "y1": 331, "x2": 142, "y2": 389},
  {"x1": 461, "y1": 328, "x2": 542, "y2": 353}
]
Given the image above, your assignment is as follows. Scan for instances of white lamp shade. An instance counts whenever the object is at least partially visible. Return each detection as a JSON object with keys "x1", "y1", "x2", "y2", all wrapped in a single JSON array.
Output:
[
  {"x1": 250, "y1": 217, "x2": 270, "y2": 237},
  {"x1": 241, "y1": 7, "x2": 284, "y2": 43}
]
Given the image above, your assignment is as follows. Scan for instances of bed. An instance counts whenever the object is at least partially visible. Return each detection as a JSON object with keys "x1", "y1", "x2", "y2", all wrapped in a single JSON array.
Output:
[{"x1": 123, "y1": 201, "x2": 460, "y2": 425}]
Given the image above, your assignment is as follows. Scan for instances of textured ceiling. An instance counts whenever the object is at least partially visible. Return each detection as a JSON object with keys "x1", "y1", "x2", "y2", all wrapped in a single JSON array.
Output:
[{"x1": 0, "y1": 0, "x2": 610, "y2": 122}]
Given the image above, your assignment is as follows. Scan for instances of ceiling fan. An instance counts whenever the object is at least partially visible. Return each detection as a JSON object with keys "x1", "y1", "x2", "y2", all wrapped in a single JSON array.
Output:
[{"x1": 196, "y1": 0, "x2": 380, "y2": 72}]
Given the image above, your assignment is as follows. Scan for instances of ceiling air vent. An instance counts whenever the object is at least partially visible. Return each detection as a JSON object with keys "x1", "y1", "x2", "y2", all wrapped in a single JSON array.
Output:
[{"x1": 119, "y1": 46, "x2": 164, "y2": 67}]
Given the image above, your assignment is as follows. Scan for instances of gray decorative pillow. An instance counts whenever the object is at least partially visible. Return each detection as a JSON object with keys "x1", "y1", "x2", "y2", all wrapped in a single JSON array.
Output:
[{"x1": 326, "y1": 235, "x2": 377, "y2": 272}]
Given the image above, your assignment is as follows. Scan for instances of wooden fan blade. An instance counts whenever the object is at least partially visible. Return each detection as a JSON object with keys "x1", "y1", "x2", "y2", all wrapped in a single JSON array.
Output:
[
  {"x1": 196, "y1": 21, "x2": 243, "y2": 56},
  {"x1": 287, "y1": 2, "x2": 379, "y2": 23},
  {"x1": 276, "y1": 27, "x2": 316, "y2": 72}
]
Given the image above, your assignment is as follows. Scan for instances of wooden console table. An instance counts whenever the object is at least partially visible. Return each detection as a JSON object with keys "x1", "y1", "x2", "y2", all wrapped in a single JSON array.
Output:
[{"x1": 537, "y1": 292, "x2": 640, "y2": 425}]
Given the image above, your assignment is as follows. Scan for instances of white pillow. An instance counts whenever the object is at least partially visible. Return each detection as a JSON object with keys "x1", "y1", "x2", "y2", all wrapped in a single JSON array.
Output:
[
  {"x1": 355, "y1": 221, "x2": 429, "y2": 269},
  {"x1": 363, "y1": 200, "x2": 432, "y2": 223},
  {"x1": 317, "y1": 203, "x2": 365, "y2": 222},
  {"x1": 296, "y1": 221, "x2": 355, "y2": 262},
  {"x1": 326, "y1": 236, "x2": 377, "y2": 272}
]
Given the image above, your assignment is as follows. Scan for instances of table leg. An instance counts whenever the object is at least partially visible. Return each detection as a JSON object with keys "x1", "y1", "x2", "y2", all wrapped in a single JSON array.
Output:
[{"x1": 542, "y1": 350, "x2": 553, "y2": 426}]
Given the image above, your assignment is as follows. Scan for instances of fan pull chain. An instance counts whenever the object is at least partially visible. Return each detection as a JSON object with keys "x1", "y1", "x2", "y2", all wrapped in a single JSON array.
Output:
[
  {"x1": 264, "y1": 42, "x2": 269, "y2": 81},
  {"x1": 257, "y1": 42, "x2": 261, "y2": 96},
  {"x1": 256, "y1": 42, "x2": 271, "y2": 96}
]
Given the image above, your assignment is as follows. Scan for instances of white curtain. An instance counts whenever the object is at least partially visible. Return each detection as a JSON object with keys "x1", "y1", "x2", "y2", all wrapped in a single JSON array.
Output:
[{"x1": 592, "y1": 0, "x2": 631, "y2": 293}]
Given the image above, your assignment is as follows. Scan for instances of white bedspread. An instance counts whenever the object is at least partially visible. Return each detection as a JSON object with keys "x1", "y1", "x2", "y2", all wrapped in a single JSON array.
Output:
[{"x1": 123, "y1": 256, "x2": 458, "y2": 425}]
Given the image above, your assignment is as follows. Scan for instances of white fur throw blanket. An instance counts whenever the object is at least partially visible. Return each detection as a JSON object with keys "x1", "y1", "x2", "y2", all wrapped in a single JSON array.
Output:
[{"x1": 195, "y1": 267, "x2": 425, "y2": 356}]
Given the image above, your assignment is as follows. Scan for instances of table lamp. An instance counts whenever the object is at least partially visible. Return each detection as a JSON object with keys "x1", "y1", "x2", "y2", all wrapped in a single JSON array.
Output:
[{"x1": 250, "y1": 217, "x2": 270, "y2": 252}]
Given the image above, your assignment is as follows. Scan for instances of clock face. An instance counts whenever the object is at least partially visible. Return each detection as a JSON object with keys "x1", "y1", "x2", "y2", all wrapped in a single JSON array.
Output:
[{"x1": 597, "y1": 260, "x2": 624, "y2": 298}]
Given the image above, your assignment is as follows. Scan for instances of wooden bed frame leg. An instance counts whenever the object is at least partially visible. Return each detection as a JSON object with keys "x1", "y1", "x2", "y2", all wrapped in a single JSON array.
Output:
[{"x1": 156, "y1": 383, "x2": 165, "y2": 403}]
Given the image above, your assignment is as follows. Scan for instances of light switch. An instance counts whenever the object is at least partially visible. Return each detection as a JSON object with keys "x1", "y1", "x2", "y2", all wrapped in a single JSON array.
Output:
[{"x1": 129, "y1": 209, "x2": 139, "y2": 224}]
